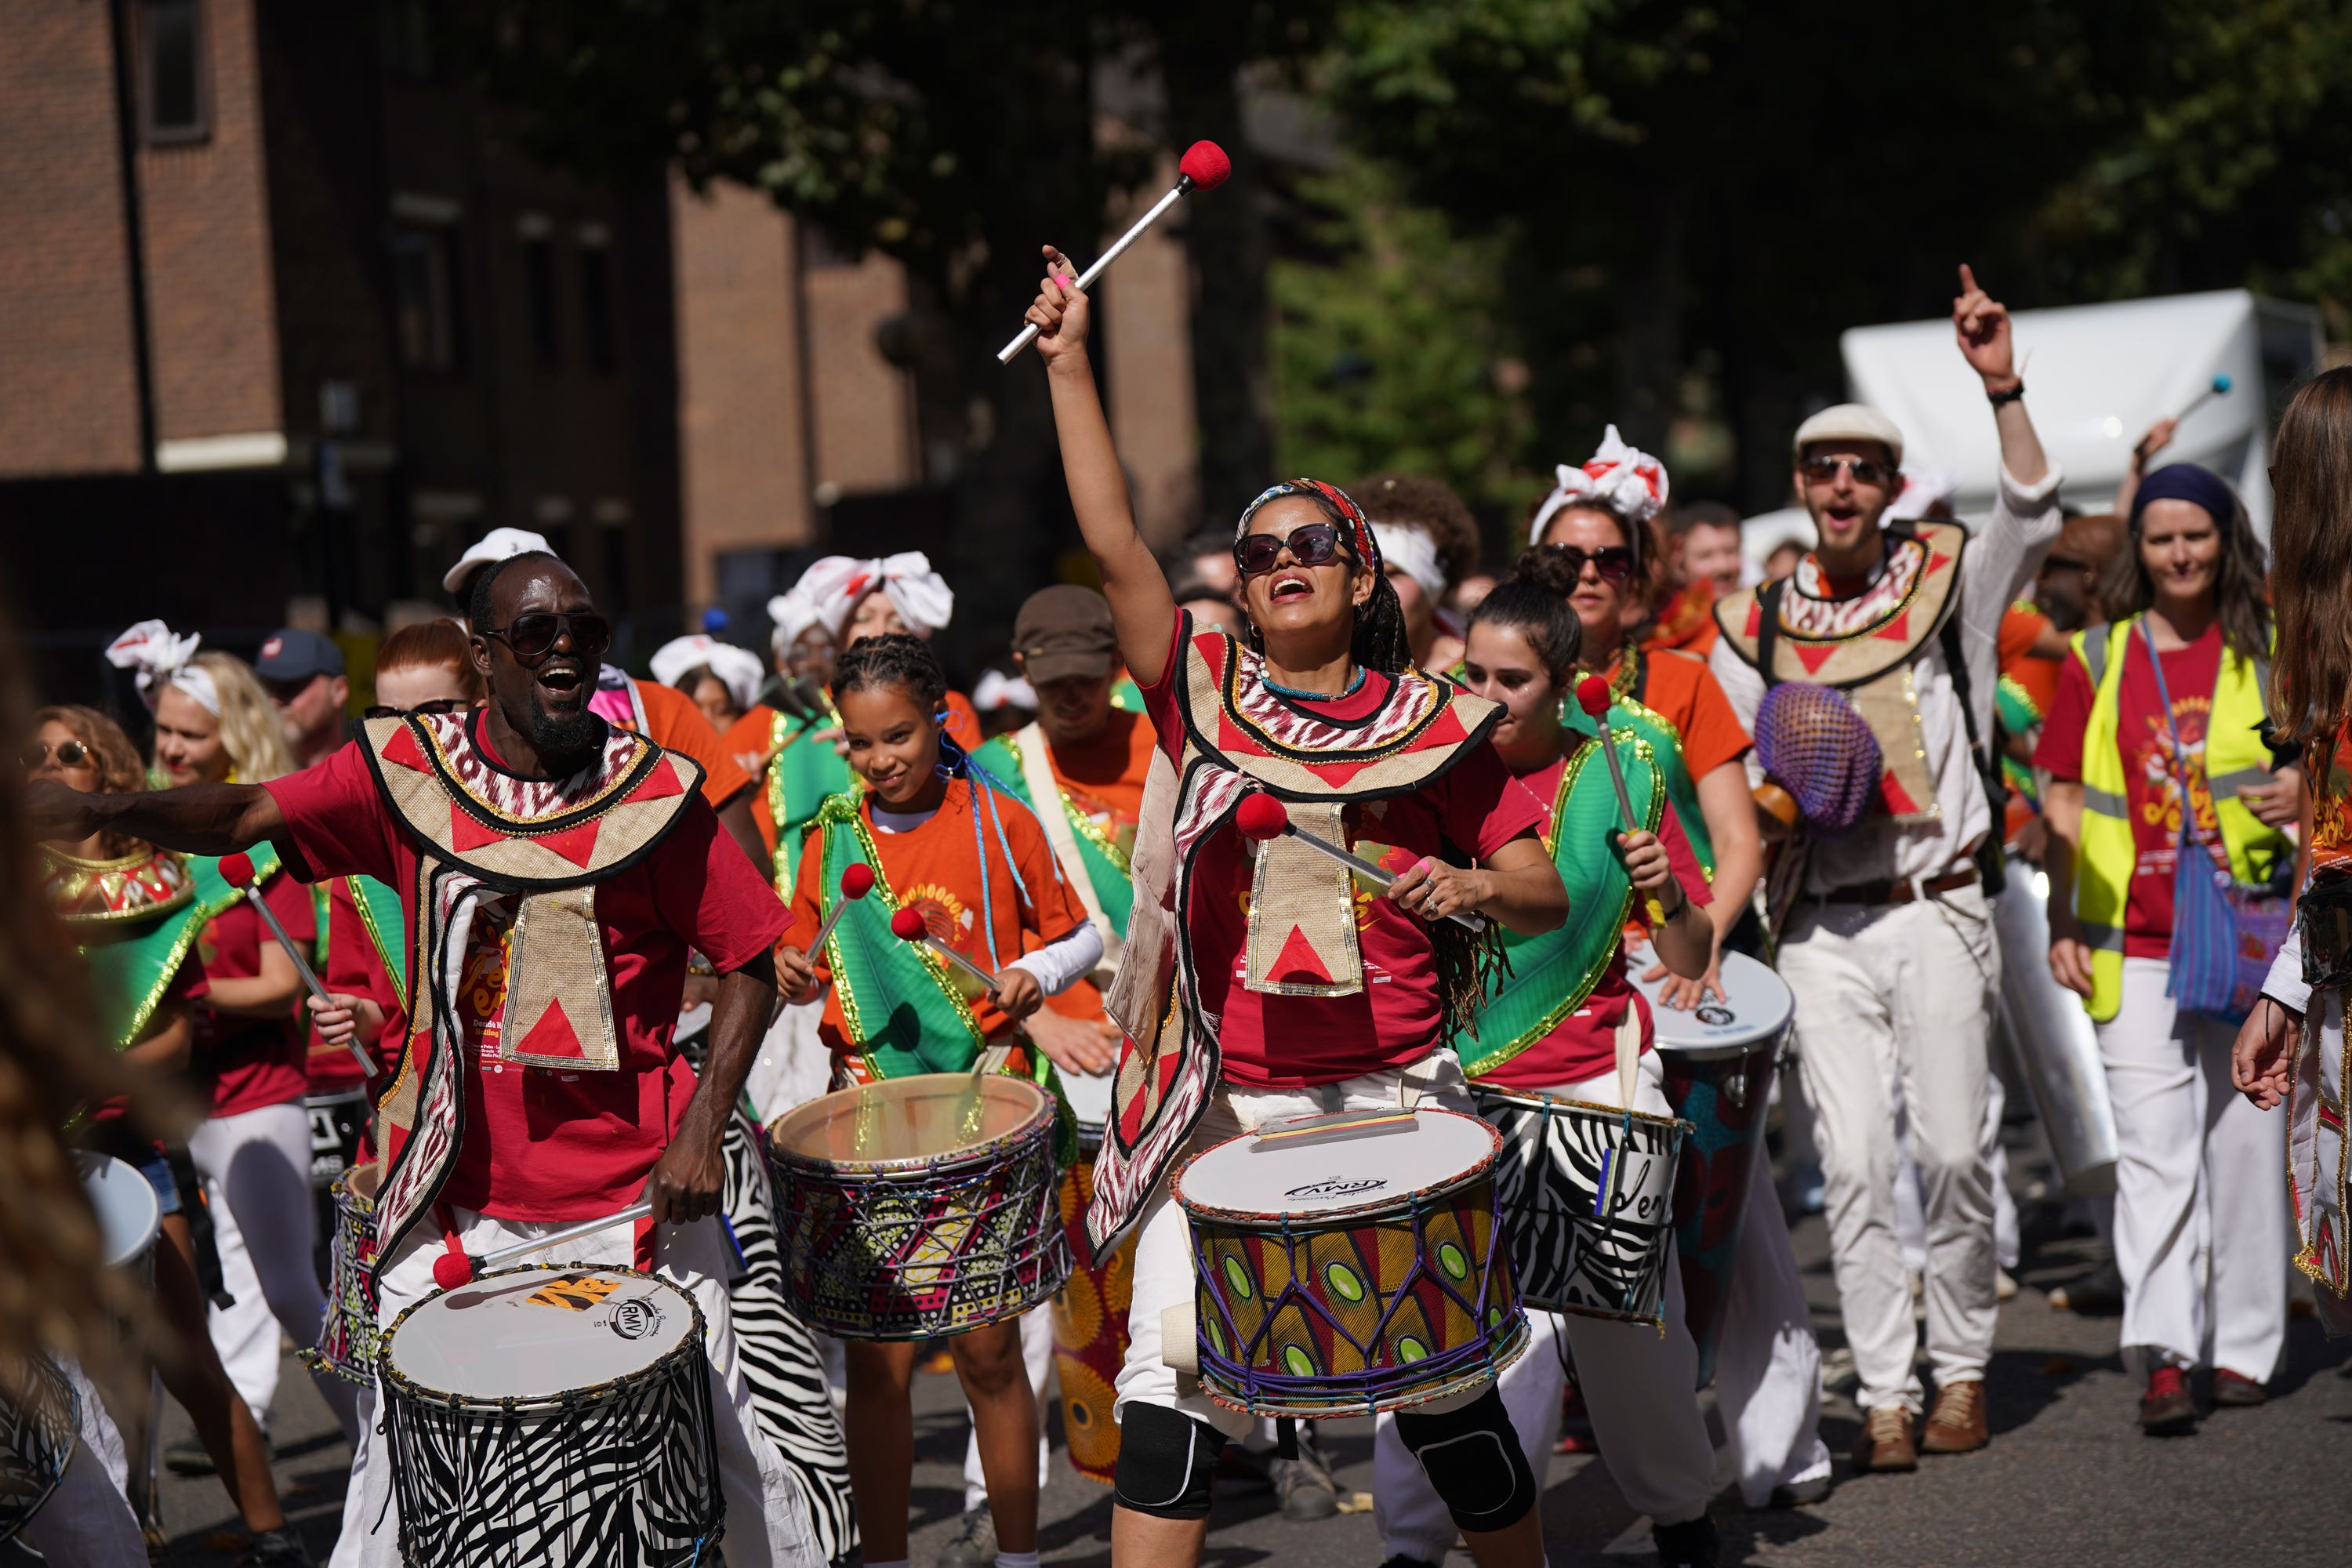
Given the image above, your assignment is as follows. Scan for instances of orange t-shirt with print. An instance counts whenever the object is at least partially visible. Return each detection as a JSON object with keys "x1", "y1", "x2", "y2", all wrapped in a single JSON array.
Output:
[{"x1": 789, "y1": 776, "x2": 1092, "y2": 1051}]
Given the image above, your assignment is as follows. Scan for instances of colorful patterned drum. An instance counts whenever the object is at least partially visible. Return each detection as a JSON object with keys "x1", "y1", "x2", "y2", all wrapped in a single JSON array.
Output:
[
  {"x1": 1176, "y1": 1107, "x2": 1527, "y2": 1418},
  {"x1": 1474, "y1": 1087, "x2": 1690, "y2": 1327},
  {"x1": 768, "y1": 1073, "x2": 1073, "y2": 1341},
  {"x1": 1631, "y1": 946, "x2": 1792, "y2": 1383},
  {"x1": 1051, "y1": 1145, "x2": 1133, "y2": 1484},
  {"x1": 379, "y1": 1265, "x2": 722, "y2": 1568},
  {"x1": 303, "y1": 1163, "x2": 380, "y2": 1385}
]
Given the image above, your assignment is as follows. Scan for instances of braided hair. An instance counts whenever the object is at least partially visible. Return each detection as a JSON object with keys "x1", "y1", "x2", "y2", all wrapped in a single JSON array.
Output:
[{"x1": 830, "y1": 632, "x2": 947, "y2": 712}]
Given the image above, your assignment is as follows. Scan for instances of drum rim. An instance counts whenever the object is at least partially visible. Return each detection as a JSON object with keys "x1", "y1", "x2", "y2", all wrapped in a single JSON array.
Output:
[
  {"x1": 305, "y1": 1086, "x2": 372, "y2": 1106},
  {"x1": 1469, "y1": 1084, "x2": 1695, "y2": 1137},
  {"x1": 378, "y1": 1263, "x2": 709, "y2": 1412},
  {"x1": 1649, "y1": 1028, "x2": 1788, "y2": 1062},
  {"x1": 768, "y1": 1072, "x2": 1056, "y2": 1174},
  {"x1": 1196, "y1": 1305, "x2": 1533, "y2": 1419},
  {"x1": 332, "y1": 1161, "x2": 383, "y2": 1208},
  {"x1": 1171, "y1": 1107, "x2": 1504, "y2": 1225}
]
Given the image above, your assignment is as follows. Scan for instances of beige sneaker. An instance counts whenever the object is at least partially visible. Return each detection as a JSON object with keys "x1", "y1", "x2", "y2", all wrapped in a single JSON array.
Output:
[
  {"x1": 1921, "y1": 1379, "x2": 1988, "y2": 1454},
  {"x1": 1849, "y1": 1404, "x2": 1917, "y2": 1472}
]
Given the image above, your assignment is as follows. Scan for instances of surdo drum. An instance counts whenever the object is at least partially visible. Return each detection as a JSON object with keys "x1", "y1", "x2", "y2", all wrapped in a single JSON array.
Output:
[
  {"x1": 1630, "y1": 946, "x2": 1794, "y2": 1383},
  {"x1": 1473, "y1": 1087, "x2": 1690, "y2": 1327},
  {"x1": 303, "y1": 1163, "x2": 380, "y2": 1385},
  {"x1": 1174, "y1": 1108, "x2": 1527, "y2": 1417},
  {"x1": 378, "y1": 1265, "x2": 722, "y2": 1567},
  {"x1": 767, "y1": 1073, "x2": 1072, "y2": 1340}
]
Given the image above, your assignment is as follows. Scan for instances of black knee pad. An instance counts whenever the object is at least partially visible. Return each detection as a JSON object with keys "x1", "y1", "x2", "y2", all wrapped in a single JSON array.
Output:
[
  {"x1": 1113, "y1": 1403, "x2": 1227, "y2": 1519},
  {"x1": 1392, "y1": 1386, "x2": 1537, "y2": 1535}
]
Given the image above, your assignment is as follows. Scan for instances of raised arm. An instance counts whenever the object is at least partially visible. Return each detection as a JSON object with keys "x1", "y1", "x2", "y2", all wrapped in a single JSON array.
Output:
[
  {"x1": 27, "y1": 779, "x2": 284, "y2": 858},
  {"x1": 1026, "y1": 245, "x2": 1181, "y2": 686},
  {"x1": 1954, "y1": 263, "x2": 2049, "y2": 488}
]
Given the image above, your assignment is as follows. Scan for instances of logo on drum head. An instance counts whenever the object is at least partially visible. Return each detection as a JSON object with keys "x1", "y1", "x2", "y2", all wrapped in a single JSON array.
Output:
[
  {"x1": 606, "y1": 1298, "x2": 666, "y2": 1341},
  {"x1": 1285, "y1": 1176, "x2": 1385, "y2": 1201},
  {"x1": 1696, "y1": 1005, "x2": 1734, "y2": 1027}
]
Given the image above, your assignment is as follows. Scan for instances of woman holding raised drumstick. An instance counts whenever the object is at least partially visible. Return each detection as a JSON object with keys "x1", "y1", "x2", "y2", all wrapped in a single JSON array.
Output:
[
  {"x1": 774, "y1": 633, "x2": 1102, "y2": 1568},
  {"x1": 1022, "y1": 247, "x2": 1568, "y2": 1568}
]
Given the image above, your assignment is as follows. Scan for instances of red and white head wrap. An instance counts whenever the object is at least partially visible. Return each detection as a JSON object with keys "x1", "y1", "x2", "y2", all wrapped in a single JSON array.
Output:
[
  {"x1": 106, "y1": 619, "x2": 217, "y2": 715},
  {"x1": 781, "y1": 554, "x2": 956, "y2": 642},
  {"x1": 1530, "y1": 425, "x2": 1671, "y2": 546}
]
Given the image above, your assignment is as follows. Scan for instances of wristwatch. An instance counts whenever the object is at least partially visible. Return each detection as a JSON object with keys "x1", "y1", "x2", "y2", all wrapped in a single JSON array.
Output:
[{"x1": 1986, "y1": 379, "x2": 2026, "y2": 406}]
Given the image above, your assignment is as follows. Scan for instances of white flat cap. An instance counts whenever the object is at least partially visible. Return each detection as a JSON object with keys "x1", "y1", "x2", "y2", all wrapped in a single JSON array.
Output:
[
  {"x1": 441, "y1": 526, "x2": 556, "y2": 595},
  {"x1": 1792, "y1": 403, "x2": 1905, "y2": 467}
]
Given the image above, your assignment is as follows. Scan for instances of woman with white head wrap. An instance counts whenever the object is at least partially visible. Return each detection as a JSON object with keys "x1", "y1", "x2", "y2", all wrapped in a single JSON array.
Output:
[
  {"x1": 650, "y1": 633, "x2": 768, "y2": 734},
  {"x1": 1356, "y1": 473, "x2": 1480, "y2": 672}
]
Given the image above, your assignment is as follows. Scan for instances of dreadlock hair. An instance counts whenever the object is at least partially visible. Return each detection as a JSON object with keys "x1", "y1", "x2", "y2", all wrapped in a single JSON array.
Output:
[
  {"x1": 1466, "y1": 546, "x2": 1586, "y2": 681},
  {"x1": 467, "y1": 550, "x2": 565, "y2": 635}
]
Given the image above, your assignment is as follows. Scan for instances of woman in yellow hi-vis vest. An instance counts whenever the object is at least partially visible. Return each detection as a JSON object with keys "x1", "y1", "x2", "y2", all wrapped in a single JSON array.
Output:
[{"x1": 2036, "y1": 463, "x2": 2300, "y2": 1436}]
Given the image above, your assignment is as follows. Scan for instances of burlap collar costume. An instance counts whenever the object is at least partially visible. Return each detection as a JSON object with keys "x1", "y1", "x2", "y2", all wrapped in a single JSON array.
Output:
[{"x1": 360, "y1": 710, "x2": 704, "y2": 1258}]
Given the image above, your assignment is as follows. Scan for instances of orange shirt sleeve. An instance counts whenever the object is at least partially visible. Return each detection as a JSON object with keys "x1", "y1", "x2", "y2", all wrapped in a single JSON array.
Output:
[
  {"x1": 723, "y1": 706, "x2": 782, "y2": 858},
  {"x1": 634, "y1": 680, "x2": 755, "y2": 810},
  {"x1": 1653, "y1": 651, "x2": 1751, "y2": 781}
]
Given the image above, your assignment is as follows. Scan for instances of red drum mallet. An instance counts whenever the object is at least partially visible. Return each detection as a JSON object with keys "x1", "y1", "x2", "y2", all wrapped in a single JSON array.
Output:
[
  {"x1": 889, "y1": 906, "x2": 1005, "y2": 996},
  {"x1": 1575, "y1": 676, "x2": 1666, "y2": 926},
  {"x1": 803, "y1": 863, "x2": 877, "y2": 956},
  {"x1": 217, "y1": 852, "x2": 376, "y2": 1083},
  {"x1": 997, "y1": 140, "x2": 1232, "y2": 364},
  {"x1": 1232, "y1": 791, "x2": 1488, "y2": 933}
]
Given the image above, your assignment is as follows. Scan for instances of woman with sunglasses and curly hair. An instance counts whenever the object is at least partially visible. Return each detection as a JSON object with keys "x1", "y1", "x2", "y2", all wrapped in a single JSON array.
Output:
[
  {"x1": 34, "y1": 704, "x2": 313, "y2": 1565},
  {"x1": 1024, "y1": 249, "x2": 1567, "y2": 1568},
  {"x1": 101, "y1": 622, "x2": 362, "y2": 1461}
]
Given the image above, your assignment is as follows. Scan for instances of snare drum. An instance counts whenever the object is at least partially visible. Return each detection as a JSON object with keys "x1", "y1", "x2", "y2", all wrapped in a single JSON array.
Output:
[
  {"x1": 767, "y1": 1073, "x2": 1072, "y2": 1340},
  {"x1": 305, "y1": 1087, "x2": 370, "y2": 1189},
  {"x1": 1473, "y1": 1087, "x2": 1689, "y2": 1327},
  {"x1": 1630, "y1": 946, "x2": 1792, "y2": 1383},
  {"x1": 303, "y1": 1163, "x2": 380, "y2": 1385},
  {"x1": 78, "y1": 1152, "x2": 162, "y2": 1279},
  {"x1": 1176, "y1": 1108, "x2": 1528, "y2": 1418},
  {"x1": 379, "y1": 1265, "x2": 722, "y2": 1567},
  {"x1": 0, "y1": 1357, "x2": 77, "y2": 1547}
]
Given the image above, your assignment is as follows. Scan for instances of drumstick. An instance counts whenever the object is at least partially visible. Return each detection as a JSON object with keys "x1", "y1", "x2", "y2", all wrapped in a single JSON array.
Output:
[
  {"x1": 888, "y1": 908, "x2": 1003, "y2": 995},
  {"x1": 433, "y1": 1202, "x2": 655, "y2": 1289},
  {"x1": 804, "y1": 863, "x2": 877, "y2": 956},
  {"x1": 1573, "y1": 678, "x2": 1667, "y2": 927},
  {"x1": 1231, "y1": 793, "x2": 1488, "y2": 933},
  {"x1": 218, "y1": 852, "x2": 377, "y2": 1083}
]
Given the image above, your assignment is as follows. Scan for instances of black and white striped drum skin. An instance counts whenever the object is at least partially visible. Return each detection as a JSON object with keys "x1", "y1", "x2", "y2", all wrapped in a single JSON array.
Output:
[
  {"x1": 379, "y1": 1265, "x2": 722, "y2": 1568},
  {"x1": 1472, "y1": 1088, "x2": 1690, "y2": 1327},
  {"x1": 303, "y1": 1163, "x2": 380, "y2": 1386},
  {"x1": 0, "y1": 1357, "x2": 77, "y2": 1546}
]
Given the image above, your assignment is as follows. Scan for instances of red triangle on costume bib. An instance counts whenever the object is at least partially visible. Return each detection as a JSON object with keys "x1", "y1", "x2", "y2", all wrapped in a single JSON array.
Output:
[
  {"x1": 448, "y1": 801, "x2": 510, "y2": 853},
  {"x1": 1270, "y1": 925, "x2": 1334, "y2": 986},
  {"x1": 1926, "y1": 550, "x2": 1955, "y2": 575},
  {"x1": 513, "y1": 996, "x2": 588, "y2": 1060},
  {"x1": 379, "y1": 724, "x2": 430, "y2": 773},
  {"x1": 1792, "y1": 641, "x2": 1838, "y2": 675},
  {"x1": 535, "y1": 815, "x2": 604, "y2": 868},
  {"x1": 1874, "y1": 610, "x2": 1911, "y2": 644},
  {"x1": 1878, "y1": 770, "x2": 1922, "y2": 817},
  {"x1": 630, "y1": 754, "x2": 686, "y2": 802}
]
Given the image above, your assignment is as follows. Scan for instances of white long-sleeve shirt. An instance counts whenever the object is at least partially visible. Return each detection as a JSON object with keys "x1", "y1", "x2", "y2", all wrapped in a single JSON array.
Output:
[{"x1": 1710, "y1": 462, "x2": 2064, "y2": 892}]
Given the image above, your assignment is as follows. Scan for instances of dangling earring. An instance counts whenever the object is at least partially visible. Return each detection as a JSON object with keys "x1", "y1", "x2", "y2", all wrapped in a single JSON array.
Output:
[{"x1": 933, "y1": 710, "x2": 956, "y2": 780}]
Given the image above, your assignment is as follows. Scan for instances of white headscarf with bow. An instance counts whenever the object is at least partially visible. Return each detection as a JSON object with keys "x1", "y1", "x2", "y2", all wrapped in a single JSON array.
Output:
[
  {"x1": 649, "y1": 634, "x2": 765, "y2": 713},
  {"x1": 1530, "y1": 424, "x2": 1671, "y2": 546},
  {"x1": 780, "y1": 554, "x2": 955, "y2": 642},
  {"x1": 106, "y1": 619, "x2": 218, "y2": 715}
]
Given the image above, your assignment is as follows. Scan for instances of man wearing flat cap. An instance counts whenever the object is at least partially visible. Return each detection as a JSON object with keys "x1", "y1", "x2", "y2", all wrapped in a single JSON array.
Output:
[{"x1": 1709, "y1": 266, "x2": 2063, "y2": 1471}]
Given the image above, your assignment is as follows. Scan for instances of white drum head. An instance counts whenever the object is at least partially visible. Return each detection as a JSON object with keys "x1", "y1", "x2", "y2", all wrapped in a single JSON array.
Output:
[
  {"x1": 1060, "y1": 1067, "x2": 1114, "y2": 1131},
  {"x1": 77, "y1": 1152, "x2": 160, "y2": 1269},
  {"x1": 389, "y1": 1266, "x2": 696, "y2": 1401},
  {"x1": 770, "y1": 1073, "x2": 1050, "y2": 1168},
  {"x1": 1176, "y1": 1108, "x2": 1496, "y2": 1221},
  {"x1": 1628, "y1": 946, "x2": 1792, "y2": 1057}
]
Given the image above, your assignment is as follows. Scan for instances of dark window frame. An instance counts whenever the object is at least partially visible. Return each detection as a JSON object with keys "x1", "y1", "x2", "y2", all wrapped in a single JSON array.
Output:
[
  {"x1": 579, "y1": 242, "x2": 617, "y2": 373},
  {"x1": 392, "y1": 222, "x2": 466, "y2": 375},
  {"x1": 523, "y1": 234, "x2": 563, "y2": 371},
  {"x1": 138, "y1": 0, "x2": 212, "y2": 147}
]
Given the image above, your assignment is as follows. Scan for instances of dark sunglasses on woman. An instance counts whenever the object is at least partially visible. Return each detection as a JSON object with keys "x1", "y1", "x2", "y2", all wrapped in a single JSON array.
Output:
[
  {"x1": 21, "y1": 739, "x2": 90, "y2": 770},
  {"x1": 1234, "y1": 521, "x2": 1346, "y2": 578},
  {"x1": 479, "y1": 612, "x2": 613, "y2": 663},
  {"x1": 361, "y1": 699, "x2": 470, "y2": 721},
  {"x1": 1538, "y1": 542, "x2": 1636, "y2": 583}
]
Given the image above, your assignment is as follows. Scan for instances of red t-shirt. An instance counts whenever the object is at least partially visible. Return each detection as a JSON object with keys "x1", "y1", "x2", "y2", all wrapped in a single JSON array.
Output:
[
  {"x1": 90, "y1": 952, "x2": 210, "y2": 1127},
  {"x1": 2034, "y1": 622, "x2": 2224, "y2": 956},
  {"x1": 306, "y1": 880, "x2": 407, "y2": 1092},
  {"x1": 264, "y1": 727, "x2": 793, "y2": 1221},
  {"x1": 192, "y1": 867, "x2": 316, "y2": 1117},
  {"x1": 1477, "y1": 756, "x2": 1711, "y2": 1091},
  {"x1": 1138, "y1": 622, "x2": 1545, "y2": 1088}
]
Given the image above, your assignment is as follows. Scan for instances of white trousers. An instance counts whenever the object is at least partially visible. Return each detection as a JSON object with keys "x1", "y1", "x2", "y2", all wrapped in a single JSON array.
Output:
[
  {"x1": 1897, "y1": 1070, "x2": 2020, "y2": 1273},
  {"x1": 1711, "y1": 1134, "x2": 1834, "y2": 1507},
  {"x1": 2100, "y1": 956, "x2": 2290, "y2": 1376},
  {"x1": 1373, "y1": 1051, "x2": 1715, "y2": 1561},
  {"x1": 1779, "y1": 883, "x2": 2001, "y2": 1412},
  {"x1": 960, "y1": 1301, "x2": 1056, "y2": 1510},
  {"x1": 341, "y1": 1205, "x2": 822, "y2": 1568},
  {"x1": 749, "y1": 999, "x2": 833, "y2": 1126},
  {"x1": 188, "y1": 1100, "x2": 361, "y2": 1444},
  {"x1": 17, "y1": 1359, "x2": 146, "y2": 1568}
]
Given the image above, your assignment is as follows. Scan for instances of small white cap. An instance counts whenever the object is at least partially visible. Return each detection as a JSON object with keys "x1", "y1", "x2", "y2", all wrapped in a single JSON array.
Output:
[
  {"x1": 1792, "y1": 403, "x2": 1905, "y2": 467},
  {"x1": 441, "y1": 526, "x2": 556, "y2": 595}
]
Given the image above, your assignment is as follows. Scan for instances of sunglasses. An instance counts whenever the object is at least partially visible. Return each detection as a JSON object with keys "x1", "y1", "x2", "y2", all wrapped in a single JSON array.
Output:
[
  {"x1": 1541, "y1": 543, "x2": 1636, "y2": 583},
  {"x1": 362, "y1": 699, "x2": 470, "y2": 720},
  {"x1": 1801, "y1": 455, "x2": 1895, "y2": 488},
  {"x1": 1235, "y1": 522, "x2": 1345, "y2": 578},
  {"x1": 22, "y1": 739, "x2": 90, "y2": 770},
  {"x1": 479, "y1": 612, "x2": 612, "y2": 664}
]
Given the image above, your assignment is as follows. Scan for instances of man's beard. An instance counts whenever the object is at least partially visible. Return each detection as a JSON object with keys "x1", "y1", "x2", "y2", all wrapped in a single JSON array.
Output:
[{"x1": 526, "y1": 697, "x2": 604, "y2": 772}]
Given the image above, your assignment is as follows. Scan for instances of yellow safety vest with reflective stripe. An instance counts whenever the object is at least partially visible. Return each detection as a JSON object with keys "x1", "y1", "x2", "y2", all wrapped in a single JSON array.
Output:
[{"x1": 2070, "y1": 616, "x2": 2285, "y2": 1022}]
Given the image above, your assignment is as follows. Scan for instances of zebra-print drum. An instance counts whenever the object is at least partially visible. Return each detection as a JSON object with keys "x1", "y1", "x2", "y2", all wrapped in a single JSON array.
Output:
[
  {"x1": 378, "y1": 1265, "x2": 722, "y2": 1567},
  {"x1": 1176, "y1": 1108, "x2": 1528, "y2": 1418},
  {"x1": 768, "y1": 1073, "x2": 1073, "y2": 1340},
  {"x1": 0, "y1": 1357, "x2": 77, "y2": 1547},
  {"x1": 1475, "y1": 1088, "x2": 1690, "y2": 1327},
  {"x1": 302, "y1": 1163, "x2": 379, "y2": 1385},
  {"x1": 1632, "y1": 946, "x2": 1793, "y2": 1384}
]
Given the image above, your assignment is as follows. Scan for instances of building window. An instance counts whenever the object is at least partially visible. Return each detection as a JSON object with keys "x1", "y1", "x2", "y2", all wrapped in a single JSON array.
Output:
[
  {"x1": 140, "y1": 0, "x2": 209, "y2": 145},
  {"x1": 524, "y1": 236, "x2": 561, "y2": 369},
  {"x1": 392, "y1": 224, "x2": 463, "y2": 372},
  {"x1": 579, "y1": 244, "x2": 616, "y2": 372}
]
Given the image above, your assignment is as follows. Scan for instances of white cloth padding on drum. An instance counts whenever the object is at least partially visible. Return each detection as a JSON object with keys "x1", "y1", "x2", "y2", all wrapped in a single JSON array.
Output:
[{"x1": 1160, "y1": 1303, "x2": 1199, "y2": 1374}]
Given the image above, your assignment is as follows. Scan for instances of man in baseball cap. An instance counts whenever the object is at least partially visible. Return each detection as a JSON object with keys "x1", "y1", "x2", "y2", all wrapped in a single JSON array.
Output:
[{"x1": 255, "y1": 627, "x2": 349, "y2": 769}]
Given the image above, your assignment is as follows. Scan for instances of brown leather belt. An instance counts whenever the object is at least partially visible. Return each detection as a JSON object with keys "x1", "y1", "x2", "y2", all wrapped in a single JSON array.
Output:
[{"x1": 1811, "y1": 866, "x2": 1980, "y2": 907}]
